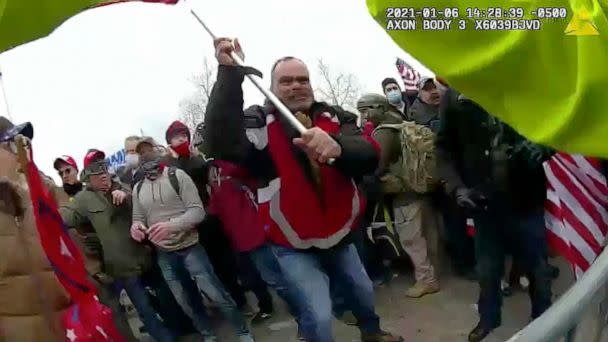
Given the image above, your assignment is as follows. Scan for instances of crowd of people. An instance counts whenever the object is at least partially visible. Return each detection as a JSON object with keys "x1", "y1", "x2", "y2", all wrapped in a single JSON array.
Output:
[{"x1": 0, "y1": 36, "x2": 563, "y2": 342}]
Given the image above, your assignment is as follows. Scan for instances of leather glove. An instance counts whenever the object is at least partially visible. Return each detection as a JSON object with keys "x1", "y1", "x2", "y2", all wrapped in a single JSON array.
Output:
[{"x1": 455, "y1": 187, "x2": 479, "y2": 209}]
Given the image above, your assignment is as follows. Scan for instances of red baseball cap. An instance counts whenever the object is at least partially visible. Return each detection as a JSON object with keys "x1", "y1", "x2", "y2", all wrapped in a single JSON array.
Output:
[
  {"x1": 83, "y1": 149, "x2": 106, "y2": 170},
  {"x1": 53, "y1": 155, "x2": 78, "y2": 171}
]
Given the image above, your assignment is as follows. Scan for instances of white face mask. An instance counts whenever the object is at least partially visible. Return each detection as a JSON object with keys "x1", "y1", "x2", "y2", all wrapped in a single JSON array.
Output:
[{"x1": 125, "y1": 154, "x2": 139, "y2": 168}]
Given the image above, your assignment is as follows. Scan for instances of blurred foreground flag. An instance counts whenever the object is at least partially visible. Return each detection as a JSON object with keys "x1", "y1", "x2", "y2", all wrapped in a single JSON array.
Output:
[
  {"x1": 544, "y1": 153, "x2": 608, "y2": 279},
  {"x1": 367, "y1": 0, "x2": 608, "y2": 157},
  {"x1": 0, "y1": 0, "x2": 178, "y2": 53}
]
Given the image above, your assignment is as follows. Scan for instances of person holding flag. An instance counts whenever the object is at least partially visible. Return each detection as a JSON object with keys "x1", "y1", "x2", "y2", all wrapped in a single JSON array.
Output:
[
  {"x1": 0, "y1": 117, "x2": 72, "y2": 342},
  {"x1": 204, "y1": 38, "x2": 403, "y2": 342}
]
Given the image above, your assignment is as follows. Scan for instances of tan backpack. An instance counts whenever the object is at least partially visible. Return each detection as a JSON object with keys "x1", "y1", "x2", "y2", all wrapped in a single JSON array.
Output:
[{"x1": 374, "y1": 121, "x2": 438, "y2": 194}]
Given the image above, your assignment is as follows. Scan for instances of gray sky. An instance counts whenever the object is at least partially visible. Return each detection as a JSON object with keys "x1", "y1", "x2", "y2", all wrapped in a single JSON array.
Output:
[{"x1": 0, "y1": 0, "x2": 432, "y2": 182}]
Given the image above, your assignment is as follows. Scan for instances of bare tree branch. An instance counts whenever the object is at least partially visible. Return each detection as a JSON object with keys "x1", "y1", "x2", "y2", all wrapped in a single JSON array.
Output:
[
  {"x1": 179, "y1": 57, "x2": 217, "y2": 131},
  {"x1": 315, "y1": 59, "x2": 361, "y2": 110}
]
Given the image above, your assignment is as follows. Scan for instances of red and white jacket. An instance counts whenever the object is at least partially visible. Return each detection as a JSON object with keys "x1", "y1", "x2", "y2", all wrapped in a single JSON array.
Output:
[
  {"x1": 203, "y1": 66, "x2": 380, "y2": 250},
  {"x1": 250, "y1": 112, "x2": 369, "y2": 249}
]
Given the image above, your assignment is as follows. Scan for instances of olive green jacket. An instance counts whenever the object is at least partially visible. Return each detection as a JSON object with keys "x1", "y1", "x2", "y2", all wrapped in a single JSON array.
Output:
[{"x1": 60, "y1": 181, "x2": 151, "y2": 278}]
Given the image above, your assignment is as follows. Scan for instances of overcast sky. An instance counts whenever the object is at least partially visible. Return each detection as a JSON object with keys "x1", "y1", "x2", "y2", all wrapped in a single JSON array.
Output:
[{"x1": 0, "y1": 0, "x2": 432, "y2": 182}]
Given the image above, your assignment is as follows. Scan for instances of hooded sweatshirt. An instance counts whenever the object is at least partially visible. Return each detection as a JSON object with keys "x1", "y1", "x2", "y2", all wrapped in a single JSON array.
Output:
[{"x1": 132, "y1": 167, "x2": 205, "y2": 251}]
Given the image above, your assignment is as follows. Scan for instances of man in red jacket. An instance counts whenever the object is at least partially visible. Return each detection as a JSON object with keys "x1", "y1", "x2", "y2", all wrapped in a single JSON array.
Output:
[{"x1": 204, "y1": 38, "x2": 403, "y2": 342}]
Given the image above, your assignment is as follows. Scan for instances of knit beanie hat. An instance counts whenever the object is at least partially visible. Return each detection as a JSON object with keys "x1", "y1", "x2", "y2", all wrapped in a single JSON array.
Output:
[{"x1": 165, "y1": 120, "x2": 190, "y2": 144}]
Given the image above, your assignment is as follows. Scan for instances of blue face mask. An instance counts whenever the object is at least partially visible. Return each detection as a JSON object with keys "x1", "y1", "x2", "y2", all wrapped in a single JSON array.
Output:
[{"x1": 386, "y1": 90, "x2": 402, "y2": 105}]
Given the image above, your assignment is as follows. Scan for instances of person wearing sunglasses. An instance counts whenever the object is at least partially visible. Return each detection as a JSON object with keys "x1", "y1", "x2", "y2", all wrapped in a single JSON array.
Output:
[{"x1": 53, "y1": 155, "x2": 82, "y2": 197}]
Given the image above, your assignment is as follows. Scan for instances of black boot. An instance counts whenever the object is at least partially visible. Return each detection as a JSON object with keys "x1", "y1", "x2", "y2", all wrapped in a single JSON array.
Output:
[{"x1": 468, "y1": 321, "x2": 499, "y2": 342}]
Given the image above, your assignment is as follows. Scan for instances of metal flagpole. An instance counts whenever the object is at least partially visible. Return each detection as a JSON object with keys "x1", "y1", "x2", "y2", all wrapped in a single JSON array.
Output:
[
  {"x1": 0, "y1": 70, "x2": 13, "y2": 121},
  {"x1": 189, "y1": 10, "x2": 336, "y2": 164},
  {"x1": 189, "y1": 10, "x2": 307, "y2": 135}
]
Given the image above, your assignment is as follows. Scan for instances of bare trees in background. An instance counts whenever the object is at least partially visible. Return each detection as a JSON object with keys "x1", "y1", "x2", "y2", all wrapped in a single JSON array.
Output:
[
  {"x1": 179, "y1": 57, "x2": 216, "y2": 130},
  {"x1": 179, "y1": 57, "x2": 362, "y2": 129},
  {"x1": 315, "y1": 58, "x2": 361, "y2": 111}
]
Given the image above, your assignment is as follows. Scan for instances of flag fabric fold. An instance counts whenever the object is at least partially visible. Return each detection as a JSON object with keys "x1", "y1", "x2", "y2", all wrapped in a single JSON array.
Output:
[
  {"x1": 26, "y1": 151, "x2": 95, "y2": 301},
  {"x1": 25, "y1": 148, "x2": 124, "y2": 341},
  {"x1": 0, "y1": 0, "x2": 179, "y2": 54},
  {"x1": 367, "y1": 0, "x2": 608, "y2": 157},
  {"x1": 395, "y1": 58, "x2": 420, "y2": 92},
  {"x1": 544, "y1": 153, "x2": 608, "y2": 278}
]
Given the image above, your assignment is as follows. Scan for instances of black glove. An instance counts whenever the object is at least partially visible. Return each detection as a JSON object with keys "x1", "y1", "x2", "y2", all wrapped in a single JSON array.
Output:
[
  {"x1": 455, "y1": 187, "x2": 480, "y2": 209},
  {"x1": 513, "y1": 140, "x2": 551, "y2": 169}
]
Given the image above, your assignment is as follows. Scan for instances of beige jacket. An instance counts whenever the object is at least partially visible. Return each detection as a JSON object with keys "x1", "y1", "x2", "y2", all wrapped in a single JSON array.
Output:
[{"x1": 0, "y1": 148, "x2": 71, "y2": 342}]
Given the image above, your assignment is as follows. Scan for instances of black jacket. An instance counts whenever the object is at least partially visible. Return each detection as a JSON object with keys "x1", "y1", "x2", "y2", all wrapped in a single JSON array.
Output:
[
  {"x1": 203, "y1": 65, "x2": 379, "y2": 186},
  {"x1": 409, "y1": 97, "x2": 439, "y2": 128},
  {"x1": 436, "y1": 88, "x2": 552, "y2": 213}
]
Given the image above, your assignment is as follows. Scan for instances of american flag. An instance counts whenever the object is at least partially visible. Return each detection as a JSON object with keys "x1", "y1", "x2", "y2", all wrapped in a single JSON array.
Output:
[
  {"x1": 544, "y1": 153, "x2": 608, "y2": 278},
  {"x1": 396, "y1": 57, "x2": 421, "y2": 92}
]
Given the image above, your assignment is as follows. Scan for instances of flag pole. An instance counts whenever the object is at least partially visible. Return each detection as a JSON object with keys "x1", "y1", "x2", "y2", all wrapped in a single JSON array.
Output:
[
  {"x1": 189, "y1": 10, "x2": 306, "y2": 135},
  {"x1": 0, "y1": 70, "x2": 13, "y2": 121},
  {"x1": 189, "y1": 10, "x2": 336, "y2": 164}
]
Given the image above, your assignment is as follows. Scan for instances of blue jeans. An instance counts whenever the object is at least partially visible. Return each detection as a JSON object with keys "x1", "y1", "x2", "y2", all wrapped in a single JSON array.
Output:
[
  {"x1": 140, "y1": 258, "x2": 199, "y2": 336},
  {"x1": 157, "y1": 244, "x2": 252, "y2": 340},
  {"x1": 114, "y1": 276, "x2": 176, "y2": 342},
  {"x1": 272, "y1": 243, "x2": 381, "y2": 342},
  {"x1": 246, "y1": 244, "x2": 302, "y2": 319}
]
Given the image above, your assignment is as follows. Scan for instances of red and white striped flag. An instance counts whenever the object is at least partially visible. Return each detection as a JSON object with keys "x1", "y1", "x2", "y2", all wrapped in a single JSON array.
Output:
[
  {"x1": 396, "y1": 57, "x2": 421, "y2": 92},
  {"x1": 544, "y1": 153, "x2": 608, "y2": 278}
]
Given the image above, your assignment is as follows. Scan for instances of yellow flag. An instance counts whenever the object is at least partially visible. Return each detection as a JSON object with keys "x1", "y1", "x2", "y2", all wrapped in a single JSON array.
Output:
[
  {"x1": 367, "y1": 0, "x2": 608, "y2": 157},
  {"x1": 565, "y1": 8, "x2": 600, "y2": 35},
  {"x1": 0, "y1": 0, "x2": 178, "y2": 54}
]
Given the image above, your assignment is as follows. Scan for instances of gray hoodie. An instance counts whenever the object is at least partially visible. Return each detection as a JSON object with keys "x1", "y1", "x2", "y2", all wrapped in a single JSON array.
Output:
[{"x1": 132, "y1": 167, "x2": 205, "y2": 251}]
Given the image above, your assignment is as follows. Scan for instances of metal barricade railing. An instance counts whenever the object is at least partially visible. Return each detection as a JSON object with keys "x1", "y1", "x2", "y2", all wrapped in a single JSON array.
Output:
[{"x1": 507, "y1": 249, "x2": 608, "y2": 342}]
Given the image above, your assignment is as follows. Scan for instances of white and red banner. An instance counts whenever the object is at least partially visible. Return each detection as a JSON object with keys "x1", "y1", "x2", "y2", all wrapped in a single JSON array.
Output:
[{"x1": 544, "y1": 153, "x2": 608, "y2": 278}]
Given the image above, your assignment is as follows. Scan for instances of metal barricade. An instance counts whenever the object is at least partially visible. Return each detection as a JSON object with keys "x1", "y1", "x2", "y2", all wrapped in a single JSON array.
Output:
[{"x1": 507, "y1": 249, "x2": 608, "y2": 342}]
